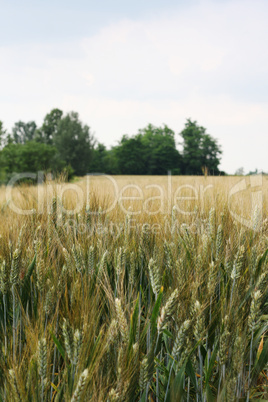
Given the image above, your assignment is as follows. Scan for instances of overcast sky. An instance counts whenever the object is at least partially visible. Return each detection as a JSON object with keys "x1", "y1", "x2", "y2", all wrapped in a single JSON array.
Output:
[{"x1": 0, "y1": 0, "x2": 267, "y2": 174}]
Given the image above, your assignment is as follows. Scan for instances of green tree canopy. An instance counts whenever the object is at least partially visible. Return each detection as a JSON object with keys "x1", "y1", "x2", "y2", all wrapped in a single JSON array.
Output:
[
  {"x1": 90, "y1": 143, "x2": 118, "y2": 174},
  {"x1": 53, "y1": 112, "x2": 95, "y2": 176},
  {"x1": 114, "y1": 134, "x2": 146, "y2": 175},
  {"x1": 11, "y1": 121, "x2": 37, "y2": 144},
  {"x1": 114, "y1": 124, "x2": 182, "y2": 175},
  {"x1": 0, "y1": 141, "x2": 57, "y2": 174},
  {"x1": 0, "y1": 112, "x2": 224, "y2": 179},
  {"x1": 139, "y1": 124, "x2": 182, "y2": 174},
  {"x1": 180, "y1": 119, "x2": 222, "y2": 175},
  {"x1": 37, "y1": 108, "x2": 63, "y2": 144},
  {"x1": 0, "y1": 121, "x2": 6, "y2": 149}
]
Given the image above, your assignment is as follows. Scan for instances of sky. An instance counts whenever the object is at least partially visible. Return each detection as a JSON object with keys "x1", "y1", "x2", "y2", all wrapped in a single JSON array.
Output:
[{"x1": 0, "y1": 0, "x2": 268, "y2": 174}]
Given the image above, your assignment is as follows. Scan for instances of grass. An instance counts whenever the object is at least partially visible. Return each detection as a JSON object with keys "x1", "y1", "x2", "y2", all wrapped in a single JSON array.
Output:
[{"x1": 0, "y1": 175, "x2": 267, "y2": 401}]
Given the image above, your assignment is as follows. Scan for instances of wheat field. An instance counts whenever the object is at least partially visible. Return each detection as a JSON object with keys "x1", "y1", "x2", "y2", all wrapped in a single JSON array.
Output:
[{"x1": 0, "y1": 175, "x2": 267, "y2": 401}]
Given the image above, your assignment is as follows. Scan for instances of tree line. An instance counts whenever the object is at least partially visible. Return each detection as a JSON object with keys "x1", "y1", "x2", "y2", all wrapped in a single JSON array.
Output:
[{"x1": 0, "y1": 109, "x2": 223, "y2": 183}]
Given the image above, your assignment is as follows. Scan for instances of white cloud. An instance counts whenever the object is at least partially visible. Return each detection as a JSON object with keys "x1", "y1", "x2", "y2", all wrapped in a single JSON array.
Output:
[{"x1": 0, "y1": 0, "x2": 268, "y2": 173}]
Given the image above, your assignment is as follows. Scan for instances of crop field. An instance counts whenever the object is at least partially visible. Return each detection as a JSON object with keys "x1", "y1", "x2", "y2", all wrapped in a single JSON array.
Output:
[{"x1": 0, "y1": 175, "x2": 267, "y2": 401}]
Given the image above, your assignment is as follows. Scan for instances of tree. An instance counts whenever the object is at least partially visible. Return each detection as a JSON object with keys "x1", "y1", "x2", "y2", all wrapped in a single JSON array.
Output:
[
  {"x1": 37, "y1": 108, "x2": 63, "y2": 144},
  {"x1": 114, "y1": 124, "x2": 182, "y2": 175},
  {"x1": 0, "y1": 141, "x2": 57, "y2": 175},
  {"x1": 235, "y1": 167, "x2": 245, "y2": 176},
  {"x1": 53, "y1": 112, "x2": 95, "y2": 176},
  {"x1": 90, "y1": 143, "x2": 118, "y2": 174},
  {"x1": 180, "y1": 119, "x2": 222, "y2": 175},
  {"x1": 12, "y1": 121, "x2": 37, "y2": 144},
  {"x1": 0, "y1": 121, "x2": 6, "y2": 149},
  {"x1": 200, "y1": 133, "x2": 222, "y2": 174},
  {"x1": 114, "y1": 134, "x2": 146, "y2": 175},
  {"x1": 139, "y1": 124, "x2": 182, "y2": 174}
]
